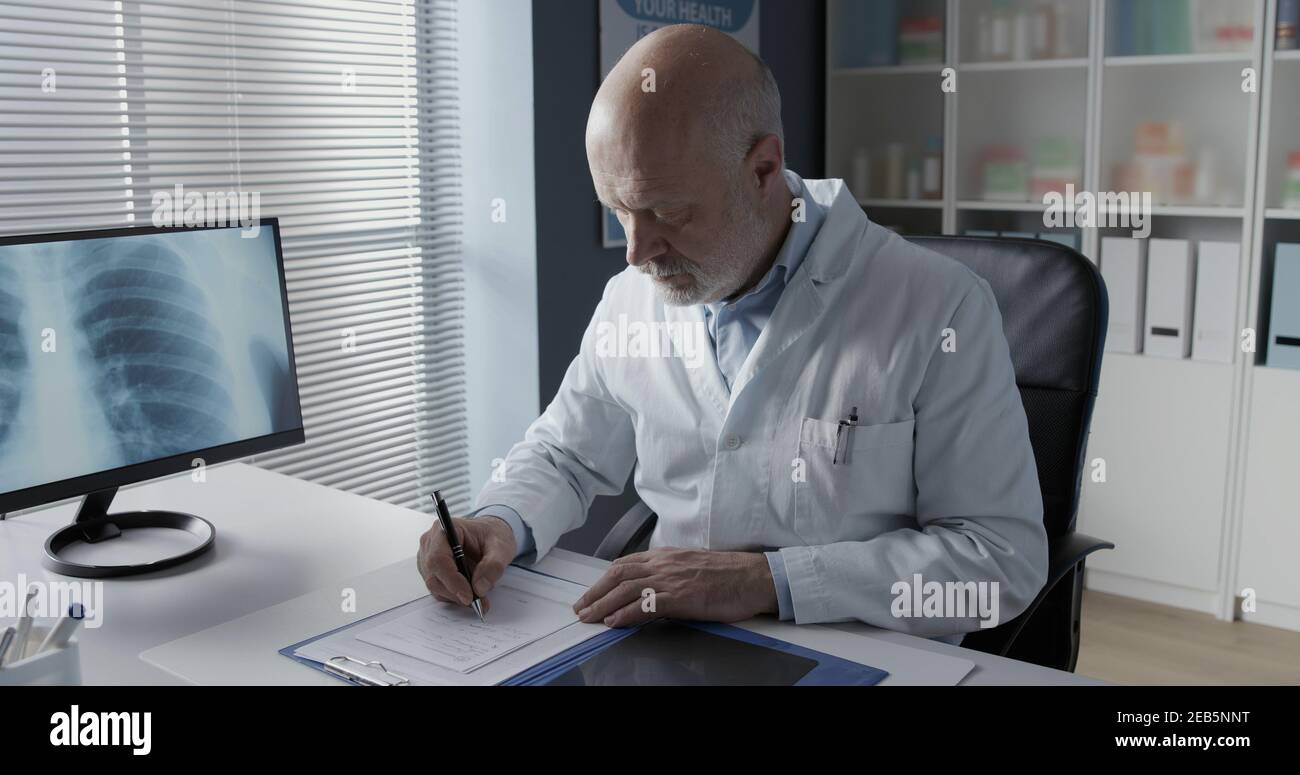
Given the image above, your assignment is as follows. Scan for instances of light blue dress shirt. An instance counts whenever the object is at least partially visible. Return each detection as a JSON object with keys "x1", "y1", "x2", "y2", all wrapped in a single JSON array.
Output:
[{"x1": 475, "y1": 171, "x2": 827, "y2": 621}]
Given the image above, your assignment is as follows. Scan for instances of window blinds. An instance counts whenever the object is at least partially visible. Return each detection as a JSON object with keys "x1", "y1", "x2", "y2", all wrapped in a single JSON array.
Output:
[{"x1": 0, "y1": 0, "x2": 468, "y2": 513}]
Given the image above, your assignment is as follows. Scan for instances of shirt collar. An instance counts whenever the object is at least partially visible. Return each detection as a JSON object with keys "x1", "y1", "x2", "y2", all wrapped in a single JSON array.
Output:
[{"x1": 709, "y1": 169, "x2": 825, "y2": 310}]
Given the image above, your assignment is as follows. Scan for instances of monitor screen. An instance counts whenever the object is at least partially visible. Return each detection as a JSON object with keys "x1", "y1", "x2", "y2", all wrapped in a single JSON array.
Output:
[{"x1": 0, "y1": 223, "x2": 303, "y2": 506}]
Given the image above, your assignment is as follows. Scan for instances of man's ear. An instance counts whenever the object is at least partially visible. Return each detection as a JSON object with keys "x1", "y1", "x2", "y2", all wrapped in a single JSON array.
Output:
[{"x1": 746, "y1": 133, "x2": 785, "y2": 195}]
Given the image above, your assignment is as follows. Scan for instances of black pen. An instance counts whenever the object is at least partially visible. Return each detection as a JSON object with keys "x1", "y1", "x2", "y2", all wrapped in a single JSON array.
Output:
[
  {"x1": 431, "y1": 490, "x2": 484, "y2": 621},
  {"x1": 833, "y1": 406, "x2": 859, "y2": 465}
]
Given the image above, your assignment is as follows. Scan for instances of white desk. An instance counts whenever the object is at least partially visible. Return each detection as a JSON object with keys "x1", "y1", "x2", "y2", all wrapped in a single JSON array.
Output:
[{"x1": 0, "y1": 463, "x2": 1098, "y2": 685}]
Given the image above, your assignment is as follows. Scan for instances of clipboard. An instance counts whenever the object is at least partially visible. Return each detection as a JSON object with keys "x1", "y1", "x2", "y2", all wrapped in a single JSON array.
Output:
[{"x1": 279, "y1": 563, "x2": 598, "y2": 685}]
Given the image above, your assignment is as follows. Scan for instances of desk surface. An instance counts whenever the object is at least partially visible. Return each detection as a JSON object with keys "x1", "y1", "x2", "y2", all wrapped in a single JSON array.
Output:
[{"x1": 0, "y1": 463, "x2": 1097, "y2": 686}]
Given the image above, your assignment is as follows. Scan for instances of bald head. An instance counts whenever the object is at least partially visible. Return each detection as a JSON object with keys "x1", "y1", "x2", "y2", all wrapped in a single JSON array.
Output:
[
  {"x1": 588, "y1": 24, "x2": 783, "y2": 174},
  {"x1": 585, "y1": 25, "x2": 793, "y2": 307}
]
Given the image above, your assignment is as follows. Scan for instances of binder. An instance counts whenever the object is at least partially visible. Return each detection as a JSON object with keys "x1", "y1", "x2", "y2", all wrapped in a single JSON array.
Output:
[
  {"x1": 1144, "y1": 238, "x2": 1195, "y2": 359},
  {"x1": 1269, "y1": 243, "x2": 1300, "y2": 369},
  {"x1": 1192, "y1": 241, "x2": 1240, "y2": 364},
  {"x1": 1101, "y1": 237, "x2": 1147, "y2": 354}
]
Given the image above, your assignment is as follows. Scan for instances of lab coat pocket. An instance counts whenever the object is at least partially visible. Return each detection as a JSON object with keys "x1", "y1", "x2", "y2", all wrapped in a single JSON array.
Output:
[{"x1": 791, "y1": 417, "x2": 916, "y2": 543}]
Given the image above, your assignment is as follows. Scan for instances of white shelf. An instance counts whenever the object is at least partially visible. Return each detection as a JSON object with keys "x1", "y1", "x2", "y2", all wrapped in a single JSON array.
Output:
[
  {"x1": 1275, "y1": 49, "x2": 1300, "y2": 61},
  {"x1": 1104, "y1": 52, "x2": 1254, "y2": 67},
  {"x1": 956, "y1": 199, "x2": 1045, "y2": 212},
  {"x1": 831, "y1": 64, "x2": 945, "y2": 77},
  {"x1": 1264, "y1": 208, "x2": 1300, "y2": 220},
  {"x1": 858, "y1": 198, "x2": 944, "y2": 209},
  {"x1": 1096, "y1": 204, "x2": 1247, "y2": 219},
  {"x1": 960, "y1": 58, "x2": 1089, "y2": 72},
  {"x1": 1101, "y1": 351, "x2": 1237, "y2": 372}
]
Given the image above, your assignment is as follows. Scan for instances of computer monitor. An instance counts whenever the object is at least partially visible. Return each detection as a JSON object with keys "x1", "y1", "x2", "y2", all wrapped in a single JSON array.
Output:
[{"x1": 0, "y1": 220, "x2": 304, "y2": 576}]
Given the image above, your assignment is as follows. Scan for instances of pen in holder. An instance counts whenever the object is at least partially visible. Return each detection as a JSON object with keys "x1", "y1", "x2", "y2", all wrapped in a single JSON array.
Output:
[{"x1": 0, "y1": 624, "x2": 83, "y2": 686}]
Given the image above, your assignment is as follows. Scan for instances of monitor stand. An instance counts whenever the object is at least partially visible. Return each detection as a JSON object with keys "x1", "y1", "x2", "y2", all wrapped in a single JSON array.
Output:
[{"x1": 42, "y1": 487, "x2": 216, "y2": 578}]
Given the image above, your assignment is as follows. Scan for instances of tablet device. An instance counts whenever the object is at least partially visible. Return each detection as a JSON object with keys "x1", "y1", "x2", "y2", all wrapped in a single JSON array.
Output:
[{"x1": 547, "y1": 619, "x2": 818, "y2": 686}]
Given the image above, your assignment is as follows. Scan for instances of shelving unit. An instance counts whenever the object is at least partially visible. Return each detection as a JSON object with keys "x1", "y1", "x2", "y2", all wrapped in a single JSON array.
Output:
[
  {"x1": 1232, "y1": 0, "x2": 1300, "y2": 632},
  {"x1": 826, "y1": 0, "x2": 1300, "y2": 629}
]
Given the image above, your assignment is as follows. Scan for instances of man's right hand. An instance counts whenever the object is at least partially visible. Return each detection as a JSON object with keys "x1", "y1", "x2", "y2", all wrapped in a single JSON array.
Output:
[{"x1": 416, "y1": 515, "x2": 517, "y2": 613}]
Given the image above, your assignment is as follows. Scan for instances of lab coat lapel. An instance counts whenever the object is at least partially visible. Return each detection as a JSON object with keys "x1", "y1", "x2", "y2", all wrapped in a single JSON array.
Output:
[
  {"x1": 726, "y1": 179, "x2": 865, "y2": 407},
  {"x1": 726, "y1": 271, "x2": 825, "y2": 405},
  {"x1": 663, "y1": 301, "x2": 730, "y2": 420}
]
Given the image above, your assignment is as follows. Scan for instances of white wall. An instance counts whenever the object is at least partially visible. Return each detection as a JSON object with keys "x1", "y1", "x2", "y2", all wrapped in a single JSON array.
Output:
[{"x1": 458, "y1": 0, "x2": 540, "y2": 498}]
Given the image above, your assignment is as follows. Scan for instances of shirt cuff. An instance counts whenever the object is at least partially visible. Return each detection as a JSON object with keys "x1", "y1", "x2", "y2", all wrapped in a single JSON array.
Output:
[
  {"x1": 469, "y1": 504, "x2": 535, "y2": 560},
  {"x1": 765, "y1": 551, "x2": 795, "y2": 621}
]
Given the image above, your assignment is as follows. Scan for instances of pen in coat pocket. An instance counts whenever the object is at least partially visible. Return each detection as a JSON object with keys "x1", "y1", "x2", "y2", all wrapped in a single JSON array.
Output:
[{"x1": 833, "y1": 406, "x2": 859, "y2": 465}]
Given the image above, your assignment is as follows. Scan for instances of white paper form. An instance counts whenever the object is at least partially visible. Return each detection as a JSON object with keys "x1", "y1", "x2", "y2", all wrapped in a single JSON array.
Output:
[
  {"x1": 293, "y1": 565, "x2": 602, "y2": 685},
  {"x1": 356, "y1": 567, "x2": 579, "y2": 672}
]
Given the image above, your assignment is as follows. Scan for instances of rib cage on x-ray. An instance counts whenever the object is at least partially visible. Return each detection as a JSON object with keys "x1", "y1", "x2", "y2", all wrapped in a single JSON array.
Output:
[
  {"x1": 0, "y1": 261, "x2": 27, "y2": 452},
  {"x1": 70, "y1": 240, "x2": 237, "y2": 463}
]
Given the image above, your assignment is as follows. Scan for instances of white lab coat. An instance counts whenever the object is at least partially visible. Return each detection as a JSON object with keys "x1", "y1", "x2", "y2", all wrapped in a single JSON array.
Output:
[{"x1": 477, "y1": 176, "x2": 1048, "y2": 637}]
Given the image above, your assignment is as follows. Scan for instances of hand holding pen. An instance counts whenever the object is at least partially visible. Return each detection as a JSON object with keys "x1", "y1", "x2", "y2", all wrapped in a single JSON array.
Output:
[
  {"x1": 415, "y1": 491, "x2": 517, "y2": 620},
  {"x1": 433, "y1": 491, "x2": 484, "y2": 620}
]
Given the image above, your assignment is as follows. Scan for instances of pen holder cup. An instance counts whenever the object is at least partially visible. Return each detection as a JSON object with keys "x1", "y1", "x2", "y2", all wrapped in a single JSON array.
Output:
[{"x1": 0, "y1": 626, "x2": 82, "y2": 686}]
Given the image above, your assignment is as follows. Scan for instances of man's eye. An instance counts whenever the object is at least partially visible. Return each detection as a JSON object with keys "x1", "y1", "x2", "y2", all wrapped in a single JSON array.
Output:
[{"x1": 656, "y1": 209, "x2": 689, "y2": 226}]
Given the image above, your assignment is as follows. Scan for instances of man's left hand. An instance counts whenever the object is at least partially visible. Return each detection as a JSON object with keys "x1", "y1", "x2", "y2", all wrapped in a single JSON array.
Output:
[{"x1": 573, "y1": 548, "x2": 778, "y2": 627}]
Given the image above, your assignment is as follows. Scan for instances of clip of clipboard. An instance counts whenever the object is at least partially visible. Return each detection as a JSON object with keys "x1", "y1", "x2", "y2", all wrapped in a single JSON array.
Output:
[{"x1": 322, "y1": 655, "x2": 410, "y2": 686}]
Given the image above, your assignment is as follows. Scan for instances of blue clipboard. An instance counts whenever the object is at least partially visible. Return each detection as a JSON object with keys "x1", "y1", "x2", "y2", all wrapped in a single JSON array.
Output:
[
  {"x1": 278, "y1": 563, "x2": 584, "y2": 686},
  {"x1": 500, "y1": 620, "x2": 889, "y2": 686}
]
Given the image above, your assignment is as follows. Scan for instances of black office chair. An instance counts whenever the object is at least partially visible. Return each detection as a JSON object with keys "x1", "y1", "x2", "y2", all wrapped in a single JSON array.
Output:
[{"x1": 594, "y1": 235, "x2": 1114, "y2": 672}]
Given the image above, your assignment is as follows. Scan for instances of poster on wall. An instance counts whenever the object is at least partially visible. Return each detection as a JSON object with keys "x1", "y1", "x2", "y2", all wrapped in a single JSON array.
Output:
[{"x1": 598, "y1": 0, "x2": 761, "y2": 248}]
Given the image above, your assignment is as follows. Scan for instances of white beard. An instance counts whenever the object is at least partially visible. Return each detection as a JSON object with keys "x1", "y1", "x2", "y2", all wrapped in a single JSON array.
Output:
[{"x1": 641, "y1": 184, "x2": 772, "y2": 306}]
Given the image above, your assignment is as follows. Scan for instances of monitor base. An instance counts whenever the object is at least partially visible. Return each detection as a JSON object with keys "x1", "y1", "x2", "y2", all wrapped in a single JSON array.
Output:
[{"x1": 42, "y1": 487, "x2": 215, "y2": 578}]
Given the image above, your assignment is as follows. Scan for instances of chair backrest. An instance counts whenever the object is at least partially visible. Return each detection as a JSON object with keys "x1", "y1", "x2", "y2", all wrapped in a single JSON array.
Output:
[{"x1": 908, "y1": 236, "x2": 1108, "y2": 539}]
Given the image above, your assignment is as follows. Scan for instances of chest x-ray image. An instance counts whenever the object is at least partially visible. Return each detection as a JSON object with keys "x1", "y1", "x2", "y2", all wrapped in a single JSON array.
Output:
[{"x1": 0, "y1": 227, "x2": 301, "y2": 495}]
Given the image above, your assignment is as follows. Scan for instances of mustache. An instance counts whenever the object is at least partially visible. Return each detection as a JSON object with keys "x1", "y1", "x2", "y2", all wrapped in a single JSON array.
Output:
[{"x1": 639, "y1": 256, "x2": 698, "y2": 278}]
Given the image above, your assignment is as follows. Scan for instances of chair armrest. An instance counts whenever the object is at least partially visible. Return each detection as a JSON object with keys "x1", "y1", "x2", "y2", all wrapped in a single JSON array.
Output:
[
  {"x1": 593, "y1": 501, "x2": 658, "y2": 561},
  {"x1": 1047, "y1": 531, "x2": 1114, "y2": 591},
  {"x1": 985, "y1": 530, "x2": 1114, "y2": 656}
]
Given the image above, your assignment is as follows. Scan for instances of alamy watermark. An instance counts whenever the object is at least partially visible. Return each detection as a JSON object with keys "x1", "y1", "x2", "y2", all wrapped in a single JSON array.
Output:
[
  {"x1": 891, "y1": 573, "x2": 1000, "y2": 629},
  {"x1": 1042, "y1": 184, "x2": 1152, "y2": 239},
  {"x1": 1, "y1": 576, "x2": 103, "y2": 628},
  {"x1": 594, "y1": 314, "x2": 708, "y2": 369},
  {"x1": 151, "y1": 183, "x2": 261, "y2": 238}
]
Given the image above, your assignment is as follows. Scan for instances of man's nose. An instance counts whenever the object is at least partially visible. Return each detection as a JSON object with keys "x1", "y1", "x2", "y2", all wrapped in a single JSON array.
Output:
[{"x1": 623, "y1": 214, "x2": 667, "y2": 268}]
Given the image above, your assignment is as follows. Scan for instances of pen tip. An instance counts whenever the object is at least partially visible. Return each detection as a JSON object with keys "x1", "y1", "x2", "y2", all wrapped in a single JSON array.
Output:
[{"x1": 472, "y1": 599, "x2": 484, "y2": 621}]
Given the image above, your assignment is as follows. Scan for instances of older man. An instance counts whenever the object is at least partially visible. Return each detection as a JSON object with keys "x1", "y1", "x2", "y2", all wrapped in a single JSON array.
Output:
[{"x1": 417, "y1": 25, "x2": 1047, "y2": 640}]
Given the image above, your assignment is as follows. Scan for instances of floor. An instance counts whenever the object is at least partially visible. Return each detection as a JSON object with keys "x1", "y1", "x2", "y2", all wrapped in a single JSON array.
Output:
[{"x1": 1075, "y1": 590, "x2": 1300, "y2": 685}]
